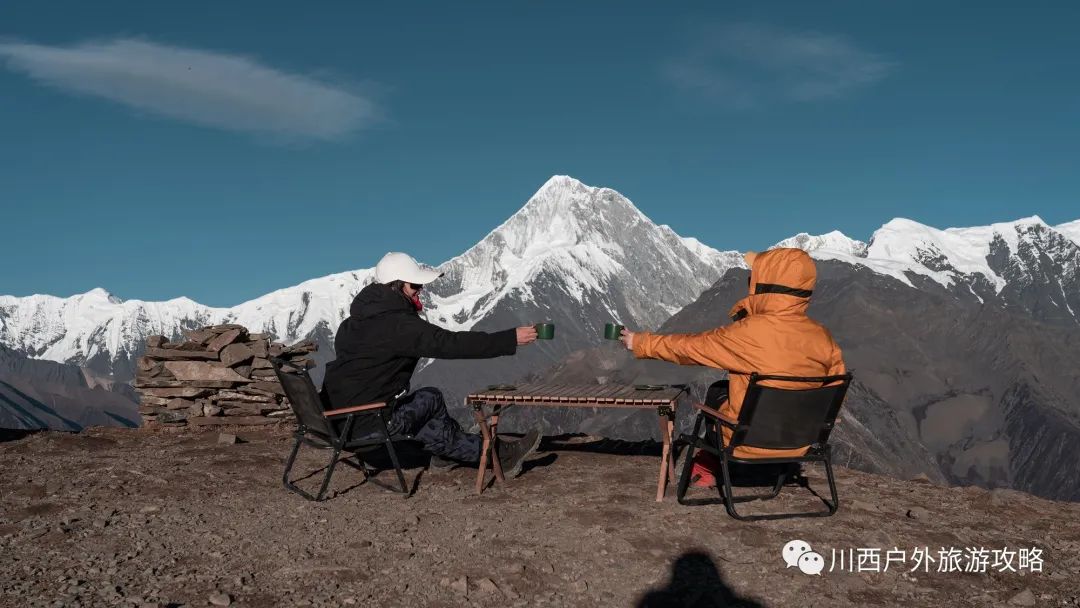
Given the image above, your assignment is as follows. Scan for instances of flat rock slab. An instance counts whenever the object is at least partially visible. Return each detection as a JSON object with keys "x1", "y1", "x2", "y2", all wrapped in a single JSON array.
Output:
[
  {"x1": 144, "y1": 348, "x2": 218, "y2": 361},
  {"x1": 207, "y1": 329, "x2": 245, "y2": 353},
  {"x1": 184, "y1": 328, "x2": 217, "y2": 344},
  {"x1": 187, "y1": 416, "x2": 278, "y2": 426},
  {"x1": 219, "y1": 343, "x2": 255, "y2": 368},
  {"x1": 163, "y1": 361, "x2": 249, "y2": 383},
  {"x1": 139, "y1": 387, "x2": 214, "y2": 399}
]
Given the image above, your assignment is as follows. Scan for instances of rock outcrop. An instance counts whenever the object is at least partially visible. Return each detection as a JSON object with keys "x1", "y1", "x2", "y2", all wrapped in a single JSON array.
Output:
[{"x1": 134, "y1": 325, "x2": 315, "y2": 426}]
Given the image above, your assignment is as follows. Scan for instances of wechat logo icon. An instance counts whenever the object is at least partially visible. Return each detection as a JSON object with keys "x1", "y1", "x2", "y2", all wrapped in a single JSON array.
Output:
[{"x1": 782, "y1": 540, "x2": 825, "y2": 576}]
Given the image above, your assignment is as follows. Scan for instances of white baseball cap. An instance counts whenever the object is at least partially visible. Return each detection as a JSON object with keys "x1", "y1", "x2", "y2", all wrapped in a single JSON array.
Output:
[{"x1": 375, "y1": 252, "x2": 444, "y2": 285}]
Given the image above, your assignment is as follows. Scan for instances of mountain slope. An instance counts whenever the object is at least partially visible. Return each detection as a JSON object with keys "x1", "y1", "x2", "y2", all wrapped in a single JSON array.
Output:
[
  {"x1": 0, "y1": 345, "x2": 138, "y2": 431},
  {"x1": 516, "y1": 216, "x2": 1080, "y2": 500}
]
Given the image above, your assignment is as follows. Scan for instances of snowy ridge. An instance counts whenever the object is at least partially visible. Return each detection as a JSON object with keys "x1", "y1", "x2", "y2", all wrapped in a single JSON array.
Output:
[
  {"x1": 0, "y1": 288, "x2": 218, "y2": 364},
  {"x1": 779, "y1": 217, "x2": 1080, "y2": 295},
  {"x1": 2, "y1": 172, "x2": 1078, "y2": 372},
  {"x1": 1057, "y1": 219, "x2": 1080, "y2": 247},
  {"x1": 773, "y1": 230, "x2": 868, "y2": 257},
  {"x1": 0, "y1": 176, "x2": 740, "y2": 371}
]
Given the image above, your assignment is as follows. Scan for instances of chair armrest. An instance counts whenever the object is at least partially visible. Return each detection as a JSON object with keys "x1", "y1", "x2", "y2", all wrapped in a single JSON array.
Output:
[
  {"x1": 324, "y1": 402, "x2": 388, "y2": 418},
  {"x1": 693, "y1": 402, "x2": 738, "y2": 429}
]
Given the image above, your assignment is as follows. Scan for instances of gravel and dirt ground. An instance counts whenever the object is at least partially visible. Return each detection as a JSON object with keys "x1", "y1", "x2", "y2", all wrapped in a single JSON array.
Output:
[{"x1": 2, "y1": 425, "x2": 1078, "y2": 607}]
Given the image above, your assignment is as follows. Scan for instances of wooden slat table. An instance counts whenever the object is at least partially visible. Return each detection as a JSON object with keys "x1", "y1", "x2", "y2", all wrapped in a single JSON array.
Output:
[{"x1": 466, "y1": 383, "x2": 686, "y2": 502}]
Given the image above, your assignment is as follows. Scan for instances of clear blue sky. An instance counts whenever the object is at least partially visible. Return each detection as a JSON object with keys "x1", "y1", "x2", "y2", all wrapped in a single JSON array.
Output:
[{"x1": 2, "y1": 1, "x2": 1078, "y2": 306}]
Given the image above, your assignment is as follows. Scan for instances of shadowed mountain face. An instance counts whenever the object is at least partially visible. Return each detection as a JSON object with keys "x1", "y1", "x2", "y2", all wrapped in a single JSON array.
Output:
[{"x1": 0, "y1": 345, "x2": 139, "y2": 432}]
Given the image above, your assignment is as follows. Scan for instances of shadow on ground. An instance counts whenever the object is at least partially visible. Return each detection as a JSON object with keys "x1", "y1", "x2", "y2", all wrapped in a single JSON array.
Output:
[{"x1": 636, "y1": 550, "x2": 766, "y2": 608}]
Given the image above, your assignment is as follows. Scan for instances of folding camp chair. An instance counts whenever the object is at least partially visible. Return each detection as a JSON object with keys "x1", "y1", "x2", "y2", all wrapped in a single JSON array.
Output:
[
  {"x1": 271, "y1": 357, "x2": 411, "y2": 501},
  {"x1": 676, "y1": 372, "x2": 852, "y2": 521}
]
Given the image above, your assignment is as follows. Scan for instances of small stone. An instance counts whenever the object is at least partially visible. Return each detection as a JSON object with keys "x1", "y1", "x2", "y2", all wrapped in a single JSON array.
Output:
[
  {"x1": 450, "y1": 576, "x2": 468, "y2": 596},
  {"x1": 165, "y1": 398, "x2": 196, "y2": 411},
  {"x1": 218, "y1": 433, "x2": 239, "y2": 445},
  {"x1": 499, "y1": 562, "x2": 525, "y2": 575},
  {"x1": 906, "y1": 506, "x2": 929, "y2": 520},
  {"x1": 1008, "y1": 589, "x2": 1036, "y2": 606},
  {"x1": 156, "y1": 412, "x2": 187, "y2": 424},
  {"x1": 571, "y1": 580, "x2": 589, "y2": 593},
  {"x1": 208, "y1": 592, "x2": 232, "y2": 606},
  {"x1": 476, "y1": 578, "x2": 500, "y2": 596}
]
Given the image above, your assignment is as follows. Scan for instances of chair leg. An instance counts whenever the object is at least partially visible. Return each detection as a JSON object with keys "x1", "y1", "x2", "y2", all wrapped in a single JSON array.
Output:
[
  {"x1": 822, "y1": 447, "x2": 839, "y2": 514},
  {"x1": 315, "y1": 446, "x2": 344, "y2": 502},
  {"x1": 377, "y1": 415, "x2": 409, "y2": 495},
  {"x1": 676, "y1": 412, "x2": 706, "y2": 505},
  {"x1": 282, "y1": 433, "x2": 318, "y2": 501},
  {"x1": 719, "y1": 455, "x2": 839, "y2": 521},
  {"x1": 384, "y1": 439, "x2": 409, "y2": 495},
  {"x1": 719, "y1": 452, "x2": 750, "y2": 521}
]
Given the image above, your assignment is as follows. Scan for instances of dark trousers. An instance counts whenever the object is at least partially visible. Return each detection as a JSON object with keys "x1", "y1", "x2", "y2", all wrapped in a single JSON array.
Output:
[
  {"x1": 703, "y1": 380, "x2": 729, "y2": 446},
  {"x1": 387, "y1": 388, "x2": 481, "y2": 463}
]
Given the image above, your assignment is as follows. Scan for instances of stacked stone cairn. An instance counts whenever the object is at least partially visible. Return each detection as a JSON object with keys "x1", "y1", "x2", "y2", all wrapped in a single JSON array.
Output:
[{"x1": 135, "y1": 324, "x2": 316, "y2": 426}]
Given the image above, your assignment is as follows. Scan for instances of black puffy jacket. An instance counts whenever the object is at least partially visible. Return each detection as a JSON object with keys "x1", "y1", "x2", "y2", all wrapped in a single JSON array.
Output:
[{"x1": 322, "y1": 283, "x2": 517, "y2": 413}]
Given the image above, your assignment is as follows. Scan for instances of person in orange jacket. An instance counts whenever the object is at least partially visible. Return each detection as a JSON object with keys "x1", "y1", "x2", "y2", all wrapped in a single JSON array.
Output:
[{"x1": 620, "y1": 248, "x2": 846, "y2": 483}]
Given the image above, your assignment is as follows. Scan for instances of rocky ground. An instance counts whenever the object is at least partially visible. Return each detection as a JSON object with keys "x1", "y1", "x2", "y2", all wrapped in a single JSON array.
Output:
[{"x1": 2, "y1": 426, "x2": 1078, "y2": 607}]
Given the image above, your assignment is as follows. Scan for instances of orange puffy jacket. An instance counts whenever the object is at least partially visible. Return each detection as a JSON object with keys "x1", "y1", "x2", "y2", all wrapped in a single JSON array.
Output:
[{"x1": 632, "y1": 248, "x2": 846, "y2": 458}]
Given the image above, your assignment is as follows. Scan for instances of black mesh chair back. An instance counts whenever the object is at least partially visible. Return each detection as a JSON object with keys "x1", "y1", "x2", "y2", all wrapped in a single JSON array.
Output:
[
  {"x1": 270, "y1": 357, "x2": 334, "y2": 438},
  {"x1": 676, "y1": 371, "x2": 853, "y2": 521},
  {"x1": 733, "y1": 374, "x2": 850, "y2": 452}
]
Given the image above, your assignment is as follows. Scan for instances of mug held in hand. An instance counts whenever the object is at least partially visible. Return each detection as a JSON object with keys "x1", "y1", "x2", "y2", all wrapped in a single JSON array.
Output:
[
  {"x1": 535, "y1": 323, "x2": 555, "y2": 340},
  {"x1": 604, "y1": 322, "x2": 624, "y2": 340}
]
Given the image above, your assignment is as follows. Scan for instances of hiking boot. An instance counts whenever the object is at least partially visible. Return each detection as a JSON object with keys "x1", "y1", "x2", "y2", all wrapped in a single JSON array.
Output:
[
  {"x1": 497, "y1": 428, "x2": 542, "y2": 478},
  {"x1": 429, "y1": 455, "x2": 457, "y2": 470}
]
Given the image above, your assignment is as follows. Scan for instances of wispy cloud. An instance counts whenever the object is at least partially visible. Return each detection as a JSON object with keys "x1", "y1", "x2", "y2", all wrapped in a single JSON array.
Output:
[
  {"x1": 0, "y1": 38, "x2": 379, "y2": 141},
  {"x1": 663, "y1": 23, "x2": 895, "y2": 107}
]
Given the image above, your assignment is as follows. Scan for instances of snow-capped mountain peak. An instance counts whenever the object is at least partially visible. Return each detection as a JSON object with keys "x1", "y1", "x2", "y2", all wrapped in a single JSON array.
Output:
[
  {"x1": 773, "y1": 230, "x2": 869, "y2": 257},
  {"x1": 428, "y1": 176, "x2": 741, "y2": 327}
]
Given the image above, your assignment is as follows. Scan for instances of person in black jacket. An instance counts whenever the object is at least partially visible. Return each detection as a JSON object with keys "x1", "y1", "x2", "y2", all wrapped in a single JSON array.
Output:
[{"x1": 322, "y1": 252, "x2": 542, "y2": 476}]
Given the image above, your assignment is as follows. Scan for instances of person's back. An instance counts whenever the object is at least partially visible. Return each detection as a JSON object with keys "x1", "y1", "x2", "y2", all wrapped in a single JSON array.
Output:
[
  {"x1": 625, "y1": 248, "x2": 845, "y2": 458},
  {"x1": 324, "y1": 281, "x2": 431, "y2": 410},
  {"x1": 321, "y1": 251, "x2": 542, "y2": 474}
]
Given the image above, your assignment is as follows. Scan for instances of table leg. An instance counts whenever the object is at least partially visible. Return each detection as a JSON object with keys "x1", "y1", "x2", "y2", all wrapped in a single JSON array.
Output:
[
  {"x1": 656, "y1": 410, "x2": 675, "y2": 502},
  {"x1": 489, "y1": 413, "x2": 505, "y2": 483},
  {"x1": 473, "y1": 404, "x2": 493, "y2": 495}
]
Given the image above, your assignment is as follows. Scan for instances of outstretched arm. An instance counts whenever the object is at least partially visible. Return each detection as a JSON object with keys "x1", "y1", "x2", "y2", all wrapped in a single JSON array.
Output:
[
  {"x1": 395, "y1": 316, "x2": 528, "y2": 359},
  {"x1": 622, "y1": 325, "x2": 755, "y2": 372}
]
